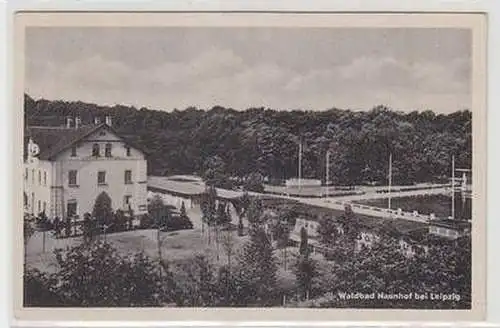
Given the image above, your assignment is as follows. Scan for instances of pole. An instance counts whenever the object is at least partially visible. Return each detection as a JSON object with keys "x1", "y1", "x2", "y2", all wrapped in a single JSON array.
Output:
[
  {"x1": 325, "y1": 150, "x2": 330, "y2": 198},
  {"x1": 42, "y1": 230, "x2": 46, "y2": 253},
  {"x1": 388, "y1": 153, "x2": 392, "y2": 210},
  {"x1": 157, "y1": 227, "x2": 161, "y2": 260},
  {"x1": 452, "y1": 155, "x2": 455, "y2": 220},
  {"x1": 298, "y1": 140, "x2": 302, "y2": 192}
]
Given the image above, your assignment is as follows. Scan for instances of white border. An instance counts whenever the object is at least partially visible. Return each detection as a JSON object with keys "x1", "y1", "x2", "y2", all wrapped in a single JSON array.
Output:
[{"x1": 2, "y1": 0, "x2": 499, "y2": 326}]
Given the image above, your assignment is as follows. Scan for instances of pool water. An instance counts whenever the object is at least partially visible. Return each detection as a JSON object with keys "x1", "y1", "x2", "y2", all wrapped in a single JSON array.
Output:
[{"x1": 356, "y1": 192, "x2": 472, "y2": 220}]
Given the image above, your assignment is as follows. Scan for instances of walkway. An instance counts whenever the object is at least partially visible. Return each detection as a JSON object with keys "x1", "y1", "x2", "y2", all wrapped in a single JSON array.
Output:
[{"x1": 148, "y1": 176, "x2": 456, "y2": 224}]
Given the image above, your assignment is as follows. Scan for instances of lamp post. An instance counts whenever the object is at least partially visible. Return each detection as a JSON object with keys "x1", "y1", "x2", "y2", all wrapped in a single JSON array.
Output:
[
  {"x1": 388, "y1": 153, "x2": 393, "y2": 211},
  {"x1": 325, "y1": 150, "x2": 331, "y2": 199},
  {"x1": 451, "y1": 155, "x2": 455, "y2": 220},
  {"x1": 298, "y1": 140, "x2": 302, "y2": 193}
]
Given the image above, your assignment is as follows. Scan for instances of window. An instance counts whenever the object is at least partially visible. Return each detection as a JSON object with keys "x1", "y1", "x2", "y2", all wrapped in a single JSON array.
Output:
[
  {"x1": 105, "y1": 143, "x2": 112, "y2": 157},
  {"x1": 31, "y1": 169, "x2": 35, "y2": 184},
  {"x1": 124, "y1": 170, "x2": 132, "y2": 184},
  {"x1": 67, "y1": 201, "x2": 77, "y2": 217},
  {"x1": 92, "y1": 143, "x2": 100, "y2": 157},
  {"x1": 38, "y1": 170, "x2": 41, "y2": 185},
  {"x1": 124, "y1": 195, "x2": 132, "y2": 208},
  {"x1": 71, "y1": 145, "x2": 77, "y2": 157},
  {"x1": 24, "y1": 168, "x2": 28, "y2": 181},
  {"x1": 68, "y1": 170, "x2": 77, "y2": 186},
  {"x1": 38, "y1": 200, "x2": 41, "y2": 213},
  {"x1": 98, "y1": 171, "x2": 106, "y2": 185},
  {"x1": 43, "y1": 201, "x2": 46, "y2": 213},
  {"x1": 99, "y1": 131, "x2": 106, "y2": 136},
  {"x1": 44, "y1": 171, "x2": 47, "y2": 186},
  {"x1": 31, "y1": 192, "x2": 34, "y2": 214},
  {"x1": 126, "y1": 146, "x2": 131, "y2": 157}
]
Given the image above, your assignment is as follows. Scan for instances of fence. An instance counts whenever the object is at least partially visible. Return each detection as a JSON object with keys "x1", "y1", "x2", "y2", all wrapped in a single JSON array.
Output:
[{"x1": 323, "y1": 200, "x2": 433, "y2": 223}]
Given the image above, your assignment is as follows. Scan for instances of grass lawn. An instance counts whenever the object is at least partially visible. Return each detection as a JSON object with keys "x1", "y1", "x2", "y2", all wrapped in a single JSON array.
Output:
[
  {"x1": 26, "y1": 227, "x2": 254, "y2": 273},
  {"x1": 25, "y1": 226, "x2": 310, "y2": 291}
]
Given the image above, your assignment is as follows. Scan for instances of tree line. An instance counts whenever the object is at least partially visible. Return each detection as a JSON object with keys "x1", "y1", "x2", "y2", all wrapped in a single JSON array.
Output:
[{"x1": 24, "y1": 94, "x2": 472, "y2": 185}]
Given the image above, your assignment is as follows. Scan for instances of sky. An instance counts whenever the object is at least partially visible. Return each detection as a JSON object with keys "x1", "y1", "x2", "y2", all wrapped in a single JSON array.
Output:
[{"x1": 25, "y1": 27, "x2": 471, "y2": 113}]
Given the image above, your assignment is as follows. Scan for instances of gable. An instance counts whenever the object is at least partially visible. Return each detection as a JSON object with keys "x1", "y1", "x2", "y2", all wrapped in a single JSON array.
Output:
[
  {"x1": 25, "y1": 123, "x2": 147, "y2": 161},
  {"x1": 83, "y1": 126, "x2": 124, "y2": 142}
]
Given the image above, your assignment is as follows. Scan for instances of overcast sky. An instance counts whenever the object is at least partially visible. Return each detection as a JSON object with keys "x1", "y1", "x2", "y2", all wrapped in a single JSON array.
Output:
[{"x1": 25, "y1": 27, "x2": 471, "y2": 113}]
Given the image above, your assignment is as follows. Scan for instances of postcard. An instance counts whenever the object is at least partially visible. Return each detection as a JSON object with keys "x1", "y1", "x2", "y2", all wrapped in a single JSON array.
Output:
[{"x1": 12, "y1": 11, "x2": 487, "y2": 322}]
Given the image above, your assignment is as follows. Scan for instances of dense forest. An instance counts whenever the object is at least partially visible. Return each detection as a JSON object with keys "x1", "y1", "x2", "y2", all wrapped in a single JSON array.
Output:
[{"x1": 24, "y1": 94, "x2": 472, "y2": 185}]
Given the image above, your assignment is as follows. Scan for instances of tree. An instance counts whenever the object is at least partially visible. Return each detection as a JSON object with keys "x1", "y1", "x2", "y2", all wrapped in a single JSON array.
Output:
[
  {"x1": 200, "y1": 186, "x2": 217, "y2": 243},
  {"x1": 180, "y1": 202, "x2": 188, "y2": 220},
  {"x1": 214, "y1": 202, "x2": 231, "y2": 261},
  {"x1": 245, "y1": 198, "x2": 265, "y2": 230},
  {"x1": 295, "y1": 254, "x2": 317, "y2": 301},
  {"x1": 147, "y1": 194, "x2": 171, "y2": 262},
  {"x1": 235, "y1": 226, "x2": 278, "y2": 306},
  {"x1": 271, "y1": 219, "x2": 291, "y2": 270},
  {"x1": 299, "y1": 226, "x2": 309, "y2": 256},
  {"x1": 202, "y1": 155, "x2": 232, "y2": 188},
  {"x1": 148, "y1": 194, "x2": 166, "y2": 228},
  {"x1": 25, "y1": 95, "x2": 472, "y2": 185},
  {"x1": 244, "y1": 172, "x2": 265, "y2": 193},
  {"x1": 317, "y1": 215, "x2": 338, "y2": 246},
  {"x1": 221, "y1": 230, "x2": 237, "y2": 303},
  {"x1": 337, "y1": 204, "x2": 360, "y2": 253},
  {"x1": 172, "y1": 254, "x2": 218, "y2": 306},
  {"x1": 235, "y1": 192, "x2": 250, "y2": 236},
  {"x1": 92, "y1": 192, "x2": 113, "y2": 228}
]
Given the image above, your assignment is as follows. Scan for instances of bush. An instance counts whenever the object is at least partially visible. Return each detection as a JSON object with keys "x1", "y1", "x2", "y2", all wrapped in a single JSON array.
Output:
[
  {"x1": 110, "y1": 210, "x2": 128, "y2": 233},
  {"x1": 161, "y1": 214, "x2": 193, "y2": 232},
  {"x1": 51, "y1": 242, "x2": 172, "y2": 306},
  {"x1": 139, "y1": 213, "x2": 154, "y2": 229},
  {"x1": 24, "y1": 268, "x2": 65, "y2": 307}
]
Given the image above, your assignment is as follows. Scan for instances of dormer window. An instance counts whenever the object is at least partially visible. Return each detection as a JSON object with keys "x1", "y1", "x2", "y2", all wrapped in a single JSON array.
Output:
[
  {"x1": 92, "y1": 143, "x2": 100, "y2": 157},
  {"x1": 105, "y1": 143, "x2": 112, "y2": 157},
  {"x1": 71, "y1": 145, "x2": 77, "y2": 157},
  {"x1": 126, "y1": 146, "x2": 131, "y2": 157}
]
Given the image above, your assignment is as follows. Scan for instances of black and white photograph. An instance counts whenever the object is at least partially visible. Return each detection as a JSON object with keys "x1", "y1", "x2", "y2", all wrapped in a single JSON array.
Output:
[{"x1": 14, "y1": 12, "x2": 487, "y2": 321}]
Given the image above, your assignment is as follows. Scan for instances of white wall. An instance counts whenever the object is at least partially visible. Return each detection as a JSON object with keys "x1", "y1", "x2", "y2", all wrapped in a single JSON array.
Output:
[
  {"x1": 48, "y1": 127, "x2": 148, "y2": 218},
  {"x1": 23, "y1": 159, "x2": 52, "y2": 216}
]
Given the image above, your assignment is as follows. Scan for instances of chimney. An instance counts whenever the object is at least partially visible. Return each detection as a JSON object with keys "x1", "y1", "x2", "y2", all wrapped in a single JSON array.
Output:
[
  {"x1": 105, "y1": 116, "x2": 112, "y2": 126},
  {"x1": 66, "y1": 117, "x2": 73, "y2": 128},
  {"x1": 75, "y1": 117, "x2": 82, "y2": 129},
  {"x1": 94, "y1": 117, "x2": 101, "y2": 125}
]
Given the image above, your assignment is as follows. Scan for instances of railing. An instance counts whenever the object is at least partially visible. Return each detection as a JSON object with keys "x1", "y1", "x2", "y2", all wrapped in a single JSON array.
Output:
[{"x1": 324, "y1": 200, "x2": 433, "y2": 223}]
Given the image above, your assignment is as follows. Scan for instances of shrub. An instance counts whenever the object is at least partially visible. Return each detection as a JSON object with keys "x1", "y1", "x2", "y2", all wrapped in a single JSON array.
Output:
[
  {"x1": 162, "y1": 214, "x2": 193, "y2": 232},
  {"x1": 24, "y1": 268, "x2": 65, "y2": 307},
  {"x1": 139, "y1": 213, "x2": 154, "y2": 229}
]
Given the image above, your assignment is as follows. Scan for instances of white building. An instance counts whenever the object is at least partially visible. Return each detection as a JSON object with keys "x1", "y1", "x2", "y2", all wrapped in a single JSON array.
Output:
[
  {"x1": 285, "y1": 178, "x2": 321, "y2": 188},
  {"x1": 428, "y1": 219, "x2": 471, "y2": 239},
  {"x1": 23, "y1": 117, "x2": 148, "y2": 219}
]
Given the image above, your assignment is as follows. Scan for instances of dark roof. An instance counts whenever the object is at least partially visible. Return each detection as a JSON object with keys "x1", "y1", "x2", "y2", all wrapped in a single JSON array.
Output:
[
  {"x1": 148, "y1": 176, "x2": 206, "y2": 196},
  {"x1": 25, "y1": 123, "x2": 146, "y2": 161}
]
